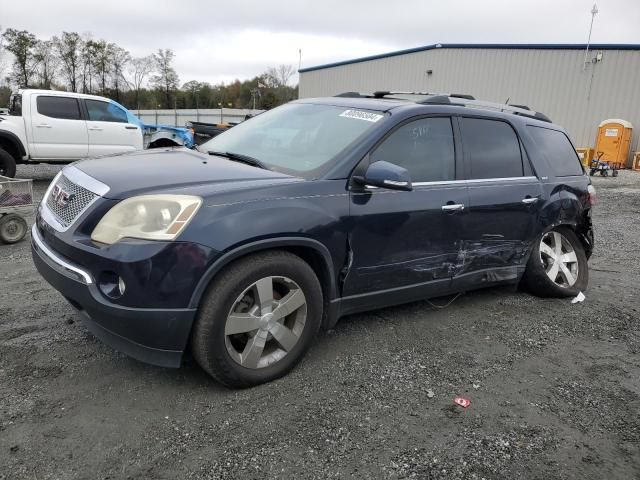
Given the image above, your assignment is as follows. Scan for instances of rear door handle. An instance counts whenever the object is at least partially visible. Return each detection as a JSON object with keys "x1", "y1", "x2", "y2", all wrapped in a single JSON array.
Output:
[
  {"x1": 36, "y1": 123, "x2": 52, "y2": 128},
  {"x1": 88, "y1": 126, "x2": 103, "y2": 131},
  {"x1": 441, "y1": 203, "x2": 465, "y2": 212},
  {"x1": 125, "y1": 125, "x2": 138, "y2": 130},
  {"x1": 522, "y1": 196, "x2": 539, "y2": 204}
]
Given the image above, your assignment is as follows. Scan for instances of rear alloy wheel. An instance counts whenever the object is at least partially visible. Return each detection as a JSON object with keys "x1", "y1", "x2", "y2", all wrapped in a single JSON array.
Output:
[
  {"x1": 192, "y1": 251, "x2": 322, "y2": 388},
  {"x1": 539, "y1": 231, "x2": 579, "y2": 288},
  {"x1": 522, "y1": 227, "x2": 588, "y2": 297}
]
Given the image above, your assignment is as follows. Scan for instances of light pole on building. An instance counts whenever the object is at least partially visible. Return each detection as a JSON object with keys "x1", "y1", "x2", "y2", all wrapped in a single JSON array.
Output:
[{"x1": 583, "y1": 4, "x2": 598, "y2": 70}]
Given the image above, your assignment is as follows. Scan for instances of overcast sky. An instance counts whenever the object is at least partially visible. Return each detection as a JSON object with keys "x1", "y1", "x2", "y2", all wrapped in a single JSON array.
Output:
[{"x1": 2, "y1": 0, "x2": 639, "y2": 85}]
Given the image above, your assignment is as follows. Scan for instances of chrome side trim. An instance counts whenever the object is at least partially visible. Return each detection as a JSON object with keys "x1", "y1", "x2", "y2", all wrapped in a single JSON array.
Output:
[
  {"x1": 63, "y1": 165, "x2": 110, "y2": 196},
  {"x1": 465, "y1": 176, "x2": 538, "y2": 184},
  {"x1": 31, "y1": 225, "x2": 93, "y2": 284},
  {"x1": 412, "y1": 176, "x2": 538, "y2": 187},
  {"x1": 412, "y1": 180, "x2": 463, "y2": 186}
]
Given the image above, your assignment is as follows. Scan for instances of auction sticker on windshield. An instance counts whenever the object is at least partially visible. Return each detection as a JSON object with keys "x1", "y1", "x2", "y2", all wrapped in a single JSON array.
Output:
[{"x1": 339, "y1": 110, "x2": 384, "y2": 123}]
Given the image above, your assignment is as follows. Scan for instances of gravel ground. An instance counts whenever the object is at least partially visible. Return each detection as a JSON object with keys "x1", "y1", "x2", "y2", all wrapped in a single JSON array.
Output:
[{"x1": 1, "y1": 165, "x2": 639, "y2": 479}]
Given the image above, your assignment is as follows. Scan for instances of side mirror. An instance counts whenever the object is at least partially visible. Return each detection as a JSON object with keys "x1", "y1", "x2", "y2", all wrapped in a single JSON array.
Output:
[{"x1": 353, "y1": 161, "x2": 413, "y2": 191}]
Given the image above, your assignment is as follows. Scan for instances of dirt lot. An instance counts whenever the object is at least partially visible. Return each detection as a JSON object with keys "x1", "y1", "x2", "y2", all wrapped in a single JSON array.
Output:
[{"x1": 1, "y1": 165, "x2": 639, "y2": 479}]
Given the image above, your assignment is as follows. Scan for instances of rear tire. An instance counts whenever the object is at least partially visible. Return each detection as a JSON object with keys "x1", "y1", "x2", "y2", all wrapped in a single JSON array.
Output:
[
  {"x1": 0, "y1": 214, "x2": 28, "y2": 244},
  {"x1": 0, "y1": 148, "x2": 17, "y2": 178},
  {"x1": 522, "y1": 227, "x2": 588, "y2": 298},
  {"x1": 191, "y1": 251, "x2": 323, "y2": 388}
]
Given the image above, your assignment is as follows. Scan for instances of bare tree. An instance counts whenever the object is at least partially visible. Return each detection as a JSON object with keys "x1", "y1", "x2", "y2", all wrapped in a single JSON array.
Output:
[
  {"x1": 53, "y1": 32, "x2": 82, "y2": 92},
  {"x1": 33, "y1": 40, "x2": 57, "y2": 89},
  {"x1": 151, "y1": 49, "x2": 179, "y2": 108},
  {"x1": 80, "y1": 34, "x2": 98, "y2": 93},
  {"x1": 0, "y1": 26, "x2": 6, "y2": 84},
  {"x1": 91, "y1": 40, "x2": 113, "y2": 95},
  {"x1": 110, "y1": 45, "x2": 130, "y2": 100},
  {"x1": 2, "y1": 28, "x2": 39, "y2": 87},
  {"x1": 265, "y1": 64, "x2": 296, "y2": 87},
  {"x1": 127, "y1": 55, "x2": 153, "y2": 109}
]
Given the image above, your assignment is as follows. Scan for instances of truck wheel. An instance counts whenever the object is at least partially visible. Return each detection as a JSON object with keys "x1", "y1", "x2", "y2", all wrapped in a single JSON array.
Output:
[
  {"x1": 0, "y1": 148, "x2": 17, "y2": 178},
  {"x1": 521, "y1": 227, "x2": 588, "y2": 298},
  {"x1": 0, "y1": 214, "x2": 28, "y2": 244},
  {"x1": 191, "y1": 251, "x2": 323, "y2": 388}
]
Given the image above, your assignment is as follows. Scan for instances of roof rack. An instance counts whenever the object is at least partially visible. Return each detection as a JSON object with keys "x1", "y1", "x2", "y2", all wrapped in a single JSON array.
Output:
[{"x1": 333, "y1": 91, "x2": 551, "y2": 123}]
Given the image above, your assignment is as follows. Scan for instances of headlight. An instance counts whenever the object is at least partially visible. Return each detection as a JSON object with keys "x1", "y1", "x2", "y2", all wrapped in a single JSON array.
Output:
[{"x1": 91, "y1": 195, "x2": 202, "y2": 245}]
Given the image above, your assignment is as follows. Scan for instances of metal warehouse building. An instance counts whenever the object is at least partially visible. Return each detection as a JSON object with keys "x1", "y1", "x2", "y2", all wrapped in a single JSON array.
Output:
[{"x1": 299, "y1": 44, "x2": 640, "y2": 163}]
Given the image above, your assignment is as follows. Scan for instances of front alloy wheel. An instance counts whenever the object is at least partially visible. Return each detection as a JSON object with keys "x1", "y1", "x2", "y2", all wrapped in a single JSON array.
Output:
[
  {"x1": 225, "y1": 276, "x2": 307, "y2": 369},
  {"x1": 191, "y1": 250, "x2": 322, "y2": 388}
]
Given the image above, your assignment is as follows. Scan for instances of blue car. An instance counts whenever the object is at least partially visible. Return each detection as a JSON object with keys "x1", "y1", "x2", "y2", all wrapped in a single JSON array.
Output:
[{"x1": 32, "y1": 92, "x2": 595, "y2": 387}]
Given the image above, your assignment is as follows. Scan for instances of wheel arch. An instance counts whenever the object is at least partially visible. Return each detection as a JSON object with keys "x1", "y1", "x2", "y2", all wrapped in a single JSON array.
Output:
[
  {"x1": 188, "y1": 237, "x2": 338, "y2": 328},
  {"x1": 148, "y1": 138, "x2": 181, "y2": 149},
  {"x1": 538, "y1": 191, "x2": 592, "y2": 257},
  {"x1": 0, "y1": 131, "x2": 27, "y2": 160}
]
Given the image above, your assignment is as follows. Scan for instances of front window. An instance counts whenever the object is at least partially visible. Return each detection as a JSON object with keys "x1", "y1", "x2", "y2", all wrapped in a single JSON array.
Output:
[
  {"x1": 85, "y1": 100, "x2": 128, "y2": 123},
  {"x1": 198, "y1": 103, "x2": 386, "y2": 178}
]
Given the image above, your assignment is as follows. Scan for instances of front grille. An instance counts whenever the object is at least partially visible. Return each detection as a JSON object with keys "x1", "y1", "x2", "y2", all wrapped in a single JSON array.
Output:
[{"x1": 45, "y1": 174, "x2": 97, "y2": 228}]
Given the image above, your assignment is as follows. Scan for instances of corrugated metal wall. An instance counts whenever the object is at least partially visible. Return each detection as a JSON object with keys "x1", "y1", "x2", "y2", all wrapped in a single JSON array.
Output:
[
  {"x1": 130, "y1": 108, "x2": 262, "y2": 127},
  {"x1": 299, "y1": 48, "x2": 640, "y2": 162}
]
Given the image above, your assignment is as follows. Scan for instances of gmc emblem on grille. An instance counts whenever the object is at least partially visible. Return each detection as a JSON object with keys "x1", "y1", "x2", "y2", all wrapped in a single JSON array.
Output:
[{"x1": 51, "y1": 184, "x2": 75, "y2": 208}]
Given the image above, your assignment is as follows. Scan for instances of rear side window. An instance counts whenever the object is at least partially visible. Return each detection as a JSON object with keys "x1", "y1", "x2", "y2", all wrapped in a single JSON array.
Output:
[
  {"x1": 9, "y1": 94, "x2": 22, "y2": 116},
  {"x1": 460, "y1": 118, "x2": 524, "y2": 179},
  {"x1": 36, "y1": 96, "x2": 81, "y2": 120},
  {"x1": 528, "y1": 126, "x2": 584, "y2": 176},
  {"x1": 85, "y1": 100, "x2": 128, "y2": 123},
  {"x1": 371, "y1": 117, "x2": 455, "y2": 182}
]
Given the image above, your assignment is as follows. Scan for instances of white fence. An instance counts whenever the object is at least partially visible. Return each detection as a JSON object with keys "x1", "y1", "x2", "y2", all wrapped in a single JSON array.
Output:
[{"x1": 130, "y1": 108, "x2": 264, "y2": 127}]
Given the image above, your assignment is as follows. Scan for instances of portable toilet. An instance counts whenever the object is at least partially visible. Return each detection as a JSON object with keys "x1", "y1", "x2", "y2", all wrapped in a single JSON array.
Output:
[{"x1": 594, "y1": 119, "x2": 633, "y2": 168}]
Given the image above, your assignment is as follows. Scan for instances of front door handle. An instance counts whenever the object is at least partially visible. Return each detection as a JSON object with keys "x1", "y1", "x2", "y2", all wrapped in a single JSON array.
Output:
[
  {"x1": 522, "y1": 196, "x2": 539, "y2": 204},
  {"x1": 88, "y1": 126, "x2": 103, "y2": 131},
  {"x1": 36, "y1": 123, "x2": 52, "y2": 128},
  {"x1": 441, "y1": 203, "x2": 465, "y2": 212}
]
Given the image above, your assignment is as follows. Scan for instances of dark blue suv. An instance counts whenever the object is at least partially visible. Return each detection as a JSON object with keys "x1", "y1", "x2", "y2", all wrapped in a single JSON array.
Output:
[{"x1": 32, "y1": 92, "x2": 595, "y2": 387}]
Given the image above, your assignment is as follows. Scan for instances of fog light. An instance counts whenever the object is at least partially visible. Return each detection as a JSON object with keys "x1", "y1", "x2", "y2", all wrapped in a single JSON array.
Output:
[{"x1": 99, "y1": 271, "x2": 126, "y2": 299}]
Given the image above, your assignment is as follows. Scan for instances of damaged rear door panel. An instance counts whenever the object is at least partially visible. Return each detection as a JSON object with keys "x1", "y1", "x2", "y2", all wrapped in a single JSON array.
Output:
[{"x1": 451, "y1": 116, "x2": 543, "y2": 290}]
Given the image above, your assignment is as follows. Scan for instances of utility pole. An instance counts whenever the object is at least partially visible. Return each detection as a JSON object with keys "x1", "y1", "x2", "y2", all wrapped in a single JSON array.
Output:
[{"x1": 583, "y1": 4, "x2": 598, "y2": 70}]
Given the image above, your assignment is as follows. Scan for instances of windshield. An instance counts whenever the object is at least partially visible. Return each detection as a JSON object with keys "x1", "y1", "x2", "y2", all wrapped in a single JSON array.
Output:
[{"x1": 198, "y1": 103, "x2": 386, "y2": 178}]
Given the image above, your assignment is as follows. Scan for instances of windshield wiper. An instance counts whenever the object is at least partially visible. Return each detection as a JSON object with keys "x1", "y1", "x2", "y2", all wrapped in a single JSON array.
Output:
[{"x1": 207, "y1": 150, "x2": 269, "y2": 170}]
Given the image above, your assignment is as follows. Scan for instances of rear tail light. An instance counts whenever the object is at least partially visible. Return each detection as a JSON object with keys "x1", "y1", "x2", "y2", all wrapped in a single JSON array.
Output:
[{"x1": 588, "y1": 185, "x2": 597, "y2": 206}]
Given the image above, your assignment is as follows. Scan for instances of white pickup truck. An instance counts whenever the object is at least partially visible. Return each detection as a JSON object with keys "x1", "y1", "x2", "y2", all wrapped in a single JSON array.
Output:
[{"x1": 0, "y1": 89, "x2": 194, "y2": 177}]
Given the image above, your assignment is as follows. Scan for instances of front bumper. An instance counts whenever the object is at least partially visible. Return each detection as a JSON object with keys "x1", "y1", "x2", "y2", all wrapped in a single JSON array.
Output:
[{"x1": 31, "y1": 225, "x2": 197, "y2": 367}]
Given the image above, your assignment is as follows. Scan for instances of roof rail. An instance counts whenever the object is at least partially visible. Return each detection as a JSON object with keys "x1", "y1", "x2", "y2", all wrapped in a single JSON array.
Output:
[
  {"x1": 418, "y1": 95, "x2": 451, "y2": 105},
  {"x1": 332, "y1": 91, "x2": 552, "y2": 123},
  {"x1": 334, "y1": 91, "x2": 366, "y2": 98},
  {"x1": 458, "y1": 98, "x2": 552, "y2": 122}
]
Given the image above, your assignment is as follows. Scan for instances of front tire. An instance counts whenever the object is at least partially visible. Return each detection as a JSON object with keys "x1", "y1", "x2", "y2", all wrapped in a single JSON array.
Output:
[
  {"x1": 191, "y1": 251, "x2": 323, "y2": 388},
  {"x1": 0, "y1": 148, "x2": 17, "y2": 178},
  {"x1": 522, "y1": 227, "x2": 588, "y2": 297}
]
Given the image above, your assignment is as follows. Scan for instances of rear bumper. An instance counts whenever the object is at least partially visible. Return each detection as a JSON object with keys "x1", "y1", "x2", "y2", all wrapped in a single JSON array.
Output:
[{"x1": 31, "y1": 225, "x2": 196, "y2": 368}]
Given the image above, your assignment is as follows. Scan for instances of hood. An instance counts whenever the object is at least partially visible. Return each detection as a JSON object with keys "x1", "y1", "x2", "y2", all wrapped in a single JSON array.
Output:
[{"x1": 74, "y1": 148, "x2": 298, "y2": 200}]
